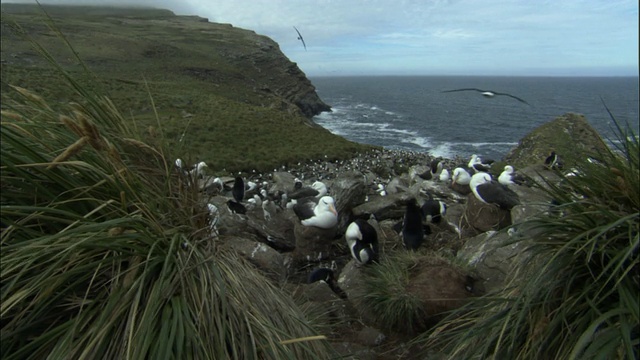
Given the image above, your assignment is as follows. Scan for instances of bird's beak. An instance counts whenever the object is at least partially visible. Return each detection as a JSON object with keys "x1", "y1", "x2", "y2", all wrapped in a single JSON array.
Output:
[{"x1": 329, "y1": 204, "x2": 337, "y2": 217}]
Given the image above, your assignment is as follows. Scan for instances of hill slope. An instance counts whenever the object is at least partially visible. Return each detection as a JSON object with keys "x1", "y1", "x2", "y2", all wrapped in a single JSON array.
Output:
[{"x1": 0, "y1": 4, "x2": 375, "y2": 173}]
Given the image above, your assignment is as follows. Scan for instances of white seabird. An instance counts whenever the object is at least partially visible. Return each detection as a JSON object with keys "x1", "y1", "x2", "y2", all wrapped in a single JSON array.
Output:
[
  {"x1": 293, "y1": 195, "x2": 338, "y2": 229},
  {"x1": 498, "y1": 165, "x2": 526, "y2": 186},
  {"x1": 442, "y1": 88, "x2": 530, "y2": 105},
  {"x1": 470, "y1": 172, "x2": 520, "y2": 210}
]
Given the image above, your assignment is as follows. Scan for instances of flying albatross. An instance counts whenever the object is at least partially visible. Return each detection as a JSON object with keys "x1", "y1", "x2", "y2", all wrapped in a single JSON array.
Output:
[
  {"x1": 442, "y1": 88, "x2": 530, "y2": 105},
  {"x1": 293, "y1": 26, "x2": 307, "y2": 51}
]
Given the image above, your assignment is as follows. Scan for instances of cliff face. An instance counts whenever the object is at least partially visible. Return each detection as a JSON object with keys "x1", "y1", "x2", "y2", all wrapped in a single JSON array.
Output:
[
  {"x1": 0, "y1": 4, "x2": 330, "y2": 119},
  {"x1": 1, "y1": 4, "x2": 366, "y2": 173}
]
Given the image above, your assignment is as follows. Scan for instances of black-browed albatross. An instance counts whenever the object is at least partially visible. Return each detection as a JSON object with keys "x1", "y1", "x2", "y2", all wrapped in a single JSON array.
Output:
[
  {"x1": 442, "y1": 88, "x2": 530, "y2": 105},
  {"x1": 293, "y1": 26, "x2": 307, "y2": 51}
]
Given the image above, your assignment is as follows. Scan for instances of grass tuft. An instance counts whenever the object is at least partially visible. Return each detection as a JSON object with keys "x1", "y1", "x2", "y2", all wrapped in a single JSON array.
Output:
[
  {"x1": 420, "y1": 111, "x2": 639, "y2": 359},
  {"x1": 1, "y1": 60, "x2": 333, "y2": 360}
]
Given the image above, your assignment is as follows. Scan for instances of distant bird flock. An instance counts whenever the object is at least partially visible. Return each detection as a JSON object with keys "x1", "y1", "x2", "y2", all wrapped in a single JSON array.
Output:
[{"x1": 175, "y1": 144, "x2": 567, "y2": 300}]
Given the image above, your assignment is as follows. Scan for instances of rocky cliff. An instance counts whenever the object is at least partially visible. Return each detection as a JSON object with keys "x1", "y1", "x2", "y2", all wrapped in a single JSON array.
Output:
[{"x1": 1, "y1": 4, "x2": 362, "y2": 173}]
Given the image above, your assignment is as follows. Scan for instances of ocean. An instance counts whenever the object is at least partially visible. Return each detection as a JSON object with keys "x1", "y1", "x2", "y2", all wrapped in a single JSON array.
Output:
[{"x1": 310, "y1": 76, "x2": 639, "y2": 161}]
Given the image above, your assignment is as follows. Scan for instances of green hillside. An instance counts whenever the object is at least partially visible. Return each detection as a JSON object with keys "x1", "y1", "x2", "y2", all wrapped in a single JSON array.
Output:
[{"x1": 0, "y1": 4, "x2": 376, "y2": 174}]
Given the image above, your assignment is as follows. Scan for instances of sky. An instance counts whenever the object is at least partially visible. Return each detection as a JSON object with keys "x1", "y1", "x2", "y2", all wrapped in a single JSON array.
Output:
[{"x1": 3, "y1": 0, "x2": 639, "y2": 77}]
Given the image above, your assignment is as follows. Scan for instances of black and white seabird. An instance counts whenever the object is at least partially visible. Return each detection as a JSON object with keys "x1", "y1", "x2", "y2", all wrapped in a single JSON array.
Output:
[
  {"x1": 402, "y1": 198, "x2": 426, "y2": 250},
  {"x1": 227, "y1": 199, "x2": 247, "y2": 215},
  {"x1": 307, "y1": 268, "x2": 347, "y2": 298},
  {"x1": 293, "y1": 26, "x2": 307, "y2": 51},
  {"x1": 189, "y1": 161, "x2": 207, "y2": 178},
  {"x1": 421, "y1": 196, "x2": 447, "y2": 224},
  {"x1": 470, "y1": 172, "x2": 520, "y2": 210},
  {"x1": 232, "y1": 176, "x2": 245, "y2": 203},
  {"x1": 345, "y1": 219, "x2": 379, "y2": 265},
  {"x1": 288, "y1": 181, "x2": 328, "y2": 200},
  {"x1": 544, "y1": 151, "x2": 563, "y2": 170},
  {"x1": 468, "y1": 154, "x2": 493, "y2": 173},
  {"x1": 498, "y1": 165, "x2": 527, "y2": 186},
  {"x1": 293, "y1": 195, "x2": 338, "y2": 229},
  {"x1": 451, "y1": 167, "x2": 472, "y2": 195},
  {"x1": 442, "y1": 88, "x2": 530, "y2": 105}
]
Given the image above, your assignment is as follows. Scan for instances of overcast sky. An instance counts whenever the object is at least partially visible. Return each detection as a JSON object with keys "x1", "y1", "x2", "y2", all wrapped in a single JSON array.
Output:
[{"x1": 4, "y1": 0, "x2": 639, "y2": 76}]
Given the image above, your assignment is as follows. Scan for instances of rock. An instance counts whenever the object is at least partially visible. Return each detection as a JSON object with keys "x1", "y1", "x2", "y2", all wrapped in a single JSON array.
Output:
[
  {"x1": 352, "y1": 192, "x2": 413, "y2": 221},
  {"x1": 504, "y1": 113, "x2": 608, "y2": 169},
  {"x1": 223, "y1": 237, "x2": 288, "y2": 282},
  {"x1": 331, "y1": 342, "x2": 377, "y2": 360},
  {"x1": 270, "y1": 171, "x2": 297, "y2": 194},
  {"x1": 357, "y1": 326, "x2": 386, "y2": 347},
  {"x1": 330, "y1": 172, "x2": 368, "y2": 233},
  {"x1": 291, "y1": 221, "x2": 337, "y2": 264},
  {"x1": 405, "y1": 257, "x2": 475, "y2": 327},
  {"x1": 336, "y1": 259, "x2": 368, "y2": 300},
  {"x1": 457, "y1": 230, "x2": 530, "y2": 294},
  {"x1": 463, "y1": 194, "x2": 512, "y2": 233}
]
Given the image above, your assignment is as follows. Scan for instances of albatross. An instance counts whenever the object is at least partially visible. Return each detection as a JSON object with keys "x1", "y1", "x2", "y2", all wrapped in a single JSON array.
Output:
[
  {"x1": 470, "y1": 172, "x2": 520, "y2": 210},
  {"x1": 442, "y1": 88, "x2": 530, "y2": 105},
  {"x1": 293, "y1": 196, "x2": 338, "y2": 229},
  {"x1": 293, "y1": 26, "x2": 307, "y2": 51}
]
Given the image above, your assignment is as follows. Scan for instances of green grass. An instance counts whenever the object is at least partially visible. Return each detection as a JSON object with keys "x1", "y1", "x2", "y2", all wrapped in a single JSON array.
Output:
[
  {"x1": 0, "y1": 47, "x2": 335, "y2": 358},
  {"x1": 1, "y1": 4, "x2": 376, "y2": 174},
  {"x1": 421, "y1": 111, "x2": 639, "y2": 359}
]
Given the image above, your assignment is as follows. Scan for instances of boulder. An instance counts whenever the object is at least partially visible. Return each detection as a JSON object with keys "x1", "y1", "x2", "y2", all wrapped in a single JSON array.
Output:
[
  {"x1": 223, "y1": 237, "x2": 288, "y2": 282},
  {"x1": 503, "y1": 113, "x2": 608, "y2": 169},
  {"x1": 291, "y1": 221, "x2": 338, "y2": 264},
  {"x1": 330, "y1": 172, "x2": 368, "y2": 233},
  {"x1": 463, "y1": 194, "x2": 512, "y2": 233},
  {"x1": 457, "y1": 230, "x2": 530, "y2": 294},
  {"x1": 352, "y1": 192, "x2": 413, "y2": 221}
]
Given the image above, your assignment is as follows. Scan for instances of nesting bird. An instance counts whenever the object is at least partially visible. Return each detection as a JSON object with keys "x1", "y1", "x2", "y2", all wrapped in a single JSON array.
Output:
[
  {"x1": 468, "y1": 154, "x2": 493, "y2": 173},
  {"x1": 345, "y1": 219, "x2": 379, "y2": 265},
  {"x1": 470, "y1": 172, "x2": 520, "y2": 210},
  {"x1": 498, "y1": 165, "x2": 527, "y2": 186},
  {"x1": 293, "y1": 196, "x2": 338, "y2": 229},
  {"x1": 451, "y1": 167, "x2": 472, "y2": 195}
]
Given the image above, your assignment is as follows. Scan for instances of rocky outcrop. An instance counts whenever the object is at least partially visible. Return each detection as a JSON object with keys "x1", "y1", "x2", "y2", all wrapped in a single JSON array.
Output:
[{"x1": 503, "y1": 113, "x2": 608, "y2": 169}]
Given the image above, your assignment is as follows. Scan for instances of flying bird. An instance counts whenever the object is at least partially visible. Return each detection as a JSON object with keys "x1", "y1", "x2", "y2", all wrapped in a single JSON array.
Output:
[
  {"x1": 293, "y1": 26, "x2": 307, "y2": 51},
  {"x1": 442, "y1": 88, "x2": 530, "y2": 105}
]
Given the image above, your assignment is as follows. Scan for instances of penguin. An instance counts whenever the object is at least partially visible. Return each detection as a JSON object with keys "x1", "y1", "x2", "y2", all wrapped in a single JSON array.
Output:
[
  {"x1": 402, "y1": 198, "x2": 426, "y2": 250},
  {"x1": 421, "y1": 195, "x2": 447, "y2": 224},
  {"x1": 232, "y1": 176, "x2": 245, "y2": 203},
  {"x1": 307, "y1": 268, "x2": 347, "y2": 299},
  {"x1": 345, "y1": 219, "x2": 379, "y2": 265}
]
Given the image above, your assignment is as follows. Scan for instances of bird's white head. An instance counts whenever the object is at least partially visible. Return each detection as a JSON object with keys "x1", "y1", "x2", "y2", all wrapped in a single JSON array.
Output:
[
  {"x1": 312, "y1": 181, "x2": 328, "y2": 197},
  {"x1": 318, "y1": 196, "x2": 337, "y2": 216},
  {"x1": 470, "y1": 172, "x2": 491, "y2": 189}
]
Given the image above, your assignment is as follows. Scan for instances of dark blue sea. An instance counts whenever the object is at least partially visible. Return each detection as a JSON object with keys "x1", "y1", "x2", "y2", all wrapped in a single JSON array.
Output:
[{"x1": 310, "y1": 76, "x2": 639, "y2": 160}]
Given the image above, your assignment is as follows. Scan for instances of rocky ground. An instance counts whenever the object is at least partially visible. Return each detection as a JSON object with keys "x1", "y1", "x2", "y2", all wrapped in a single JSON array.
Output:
[{"x1": 184, "y1": 113, "x2": 604, "y2": 359}]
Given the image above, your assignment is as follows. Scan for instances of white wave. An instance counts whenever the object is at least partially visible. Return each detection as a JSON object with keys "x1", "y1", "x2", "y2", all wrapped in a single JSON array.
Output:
[
  {"x1": 466, "y1": 142, "x2": 519, "y2": 147},
  {"x1": 402, "y1": 136, "x2": 432, "y2": 148},
  {"x1": 429, "y1": 143, "x2": 456, "y2": 158}
]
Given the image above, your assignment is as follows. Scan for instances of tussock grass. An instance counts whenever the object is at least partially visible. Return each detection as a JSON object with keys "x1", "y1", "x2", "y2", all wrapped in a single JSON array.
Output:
[
  {"x1": 422, "y1": 111, "x2": 639, "y2": 359},
  {"x1": 356, "y1": 252, "x2": 430, "y2": 334},
  {"x1": 1, "y1": 63, "x2": 333, "y2": 359}
]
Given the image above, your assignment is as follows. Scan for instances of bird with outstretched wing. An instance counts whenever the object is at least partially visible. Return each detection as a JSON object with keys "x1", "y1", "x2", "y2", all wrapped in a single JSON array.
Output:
[
  {"x1": 442, "y1": 88, "x2": 530, "y2": 105},
  {"x1": 293, "y1": 26, "x2": 307, "y2": 51}
]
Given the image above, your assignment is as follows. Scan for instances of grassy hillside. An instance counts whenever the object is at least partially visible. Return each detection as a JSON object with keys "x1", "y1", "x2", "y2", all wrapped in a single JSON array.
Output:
[{"x1": 0, "y1": 4, "x2": 376, "y2": 174}]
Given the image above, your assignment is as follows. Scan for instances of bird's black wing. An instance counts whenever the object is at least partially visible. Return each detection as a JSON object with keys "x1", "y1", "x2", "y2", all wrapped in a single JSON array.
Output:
[
  {"x1": 293, "y1": 26, "x2": 307, "y2": 51},
  {"x1": 493, "y1": 91, "x2": 530, "y2": 105},
  {"x1": 441, "y1": 88, "x2": 486, "y2": 93}
]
